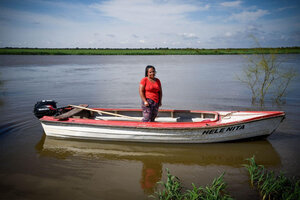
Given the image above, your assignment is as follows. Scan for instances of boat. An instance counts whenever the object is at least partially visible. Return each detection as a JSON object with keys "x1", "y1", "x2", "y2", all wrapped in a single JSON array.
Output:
[{"x1": 34, "y1": 100, "x2": 285, "y2": 143}]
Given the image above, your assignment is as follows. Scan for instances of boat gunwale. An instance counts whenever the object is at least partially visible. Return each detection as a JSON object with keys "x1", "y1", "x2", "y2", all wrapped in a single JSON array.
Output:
[{"x1": 40, "y1": 110, "x2": 285, "y2": 130}]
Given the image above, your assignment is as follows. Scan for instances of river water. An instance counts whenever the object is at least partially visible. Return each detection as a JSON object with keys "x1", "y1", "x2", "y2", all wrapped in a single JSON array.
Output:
[{"x1": 0, "y1": 55, "x2": 299, "y2": 200}]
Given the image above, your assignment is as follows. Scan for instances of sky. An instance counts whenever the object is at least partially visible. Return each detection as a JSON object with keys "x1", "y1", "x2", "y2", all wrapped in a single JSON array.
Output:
[{"x1": 0, "y1": 0, "x2": 299, "y2": 48}]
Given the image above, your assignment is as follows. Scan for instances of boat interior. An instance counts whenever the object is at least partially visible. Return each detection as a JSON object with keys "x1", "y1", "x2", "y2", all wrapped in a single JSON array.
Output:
[{"x1": 66, "y1": 108, "x2": 219, "y2": 123}]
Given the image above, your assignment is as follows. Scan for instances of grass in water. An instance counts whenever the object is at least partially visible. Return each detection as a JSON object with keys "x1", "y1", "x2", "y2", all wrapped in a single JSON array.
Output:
[
  {"x1": 151, "y1": 158, "x2": 300, "y2": 200},
  {"x1": 151, "y1": 168, "x2": 183, "y2": 200},
  {"x1": 151, "y1": 169, "x2": 232, "y2": 200},
  {"x1": 243, "y1": 156, "x2": 300, "y2": 200}
]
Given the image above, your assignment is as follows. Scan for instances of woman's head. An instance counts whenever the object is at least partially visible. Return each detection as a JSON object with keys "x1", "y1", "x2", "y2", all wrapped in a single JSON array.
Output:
[{"x1": 145, "y1": 65, "x2": 156, "y2": 77}]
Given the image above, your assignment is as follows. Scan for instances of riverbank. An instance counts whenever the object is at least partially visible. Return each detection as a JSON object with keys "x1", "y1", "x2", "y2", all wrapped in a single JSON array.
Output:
[{"x1": 0, "y1": 47, "x2": 299, "y2": 55}]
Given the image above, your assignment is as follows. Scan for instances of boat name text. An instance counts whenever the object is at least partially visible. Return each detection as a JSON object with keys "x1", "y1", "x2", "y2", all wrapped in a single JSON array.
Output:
[{"x1": 202, "y1": 125, "x2": 245, "y2": 135}]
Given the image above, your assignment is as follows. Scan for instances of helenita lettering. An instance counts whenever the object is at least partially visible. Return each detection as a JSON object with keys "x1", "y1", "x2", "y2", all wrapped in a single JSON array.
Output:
[{"x1": 202, "y1": 125, "x2": 245, "y2": 135}]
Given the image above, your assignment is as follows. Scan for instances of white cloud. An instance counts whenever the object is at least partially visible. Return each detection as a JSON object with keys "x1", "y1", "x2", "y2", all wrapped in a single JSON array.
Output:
[
  {"x1": 199, "y1": 4, "x2": 210, "y2": 11},
  {"x1": 276, "y1": 6, "x2": 296, "y2": 12},
  {"x1": 179, "y1": 33, "x2": 199, "y2": 40},
  {"x1": 106, "y1": 34, "x2": 116, "y2": 38},
  {"x1": 220, "y1": 1, "x2": 242, "y2": 7},
  {"x1": 225, "y1": 32, "x2": 232, "y2": 37},
  {"x1": 228, "y1": 9, "x2": 269, "y2": 22},
  {"x1": 90, "y1": 0, "x2": 201, "y2": 24}
]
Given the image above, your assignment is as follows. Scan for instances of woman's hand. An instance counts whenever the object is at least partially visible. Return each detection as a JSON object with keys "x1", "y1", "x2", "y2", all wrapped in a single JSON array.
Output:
[{"x1": 144, "y1": 101, "x2": 149, "y2": 107}]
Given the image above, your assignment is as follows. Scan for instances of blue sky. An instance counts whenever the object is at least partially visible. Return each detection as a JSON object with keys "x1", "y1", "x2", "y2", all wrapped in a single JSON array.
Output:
[{"x1": 0, "y1": 0, "x2": 299, "y2": 48}]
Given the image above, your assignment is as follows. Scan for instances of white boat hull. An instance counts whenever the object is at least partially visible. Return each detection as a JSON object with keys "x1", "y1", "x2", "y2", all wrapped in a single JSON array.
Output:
[{"x1": 41, "y1": 115, "x2": 284, "y2": 143}]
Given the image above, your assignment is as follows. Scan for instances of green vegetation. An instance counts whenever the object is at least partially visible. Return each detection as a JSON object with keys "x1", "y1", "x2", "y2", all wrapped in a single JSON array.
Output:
[
  {"x1": 0, "y1": 47, "x2": 299, "y2": 55},
  {"x1": 151, "y1": 169, "x2": 232, "y2": 200},
  {"x1": 244, "y1": 156, "x2": 300, "y2": 200},
  {"x1": 152, "y1": 157, "x2": 300, "y2": 200},
  {"x1": 151, "y1": 169, "x2": 183, "y2": 200},
  {"x1": 237, "y1": 40, "x2": 297, "y2": 106}
]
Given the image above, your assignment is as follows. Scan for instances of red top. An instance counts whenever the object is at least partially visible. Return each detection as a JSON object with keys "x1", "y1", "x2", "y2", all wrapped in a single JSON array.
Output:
[{"x1": 140, "y1": 77, "x2": 161, "y2": 103}]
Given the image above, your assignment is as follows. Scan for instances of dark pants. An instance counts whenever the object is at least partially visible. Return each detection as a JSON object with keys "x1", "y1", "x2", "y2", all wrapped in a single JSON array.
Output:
[{"x1": 142, "y1": 99, "x2": 159, "y2": 122}]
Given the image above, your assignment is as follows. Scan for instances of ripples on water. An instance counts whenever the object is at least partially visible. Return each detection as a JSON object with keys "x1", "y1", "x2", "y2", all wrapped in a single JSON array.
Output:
[{"x1": 0, "y1": 55, "x2": 300, "y2": 199}]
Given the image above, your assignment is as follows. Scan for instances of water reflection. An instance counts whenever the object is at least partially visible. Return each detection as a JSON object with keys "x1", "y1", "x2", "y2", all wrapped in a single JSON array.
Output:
[
  {"x1": 140, "y1": 161, "x2": 162, "y2": 194},
  {"x1": 36, "y1": 135, "x2": 281, "y2": 194}
]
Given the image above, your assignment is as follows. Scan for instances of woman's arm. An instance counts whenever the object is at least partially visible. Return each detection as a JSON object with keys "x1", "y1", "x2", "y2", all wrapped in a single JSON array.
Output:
[
  {"x1": 159, "y1": 85, "x2": 162, "y2": 107},
  {"x1": 139, "y1": 84, "x2": 149, "y2": 106}
]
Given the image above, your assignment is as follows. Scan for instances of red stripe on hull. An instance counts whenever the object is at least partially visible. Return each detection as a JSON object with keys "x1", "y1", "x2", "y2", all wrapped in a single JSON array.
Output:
[{"x1": 40, "y1": 110, "x2": 285, "y2": 129}]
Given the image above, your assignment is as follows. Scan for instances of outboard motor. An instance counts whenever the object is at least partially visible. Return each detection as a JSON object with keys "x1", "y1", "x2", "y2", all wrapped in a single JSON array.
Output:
[{"x1": 34, "y1": 100, "x2": 57, "y2": 118}]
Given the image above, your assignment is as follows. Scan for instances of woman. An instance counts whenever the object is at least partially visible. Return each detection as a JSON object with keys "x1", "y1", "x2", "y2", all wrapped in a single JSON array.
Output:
[{"x1": 139, "y1": 65, "x2": 162, "y2": 122}]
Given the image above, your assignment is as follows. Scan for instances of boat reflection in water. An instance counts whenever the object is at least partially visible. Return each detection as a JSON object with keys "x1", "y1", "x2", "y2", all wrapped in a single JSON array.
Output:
[{"x1": 36, "y1": 134, "x2": 281, "y2": 194}]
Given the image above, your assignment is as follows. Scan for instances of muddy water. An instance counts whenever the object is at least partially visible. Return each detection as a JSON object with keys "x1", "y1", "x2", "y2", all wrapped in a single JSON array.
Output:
[{"x1": 0, "y1": 55, "x2": 299, "y2": 199}]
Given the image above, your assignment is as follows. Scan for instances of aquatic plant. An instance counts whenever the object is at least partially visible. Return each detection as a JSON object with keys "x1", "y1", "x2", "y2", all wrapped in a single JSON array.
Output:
[
  {"x1": 151, "y1": 168, "x2": 183, "y2": 200},
  {"x1": 151, "y1": 159, "x2": 300, "y2": 200},
  {"x1": 151, "y1": 169, "x2": 233, "y2": 200},
  {"x1": 237, "y1": 37, "x2": 297, "y2": 106},
  {"x1": 184, "y1": 173, "x2": 233, "y2": 200},
  {"x1": 244, "y1": 156, "x2": 300, "y2": 200}
]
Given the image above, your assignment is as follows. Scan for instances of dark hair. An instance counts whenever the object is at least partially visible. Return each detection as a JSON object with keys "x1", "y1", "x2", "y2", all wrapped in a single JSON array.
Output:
[{"x1": 145, "y1": 65, "x2": 156, "y2": 77}]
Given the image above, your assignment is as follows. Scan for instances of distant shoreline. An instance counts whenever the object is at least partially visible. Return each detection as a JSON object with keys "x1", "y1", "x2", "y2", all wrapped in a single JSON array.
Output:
[{"x1": 0, "y1": 47, "x2": 299, "y2": 55}]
